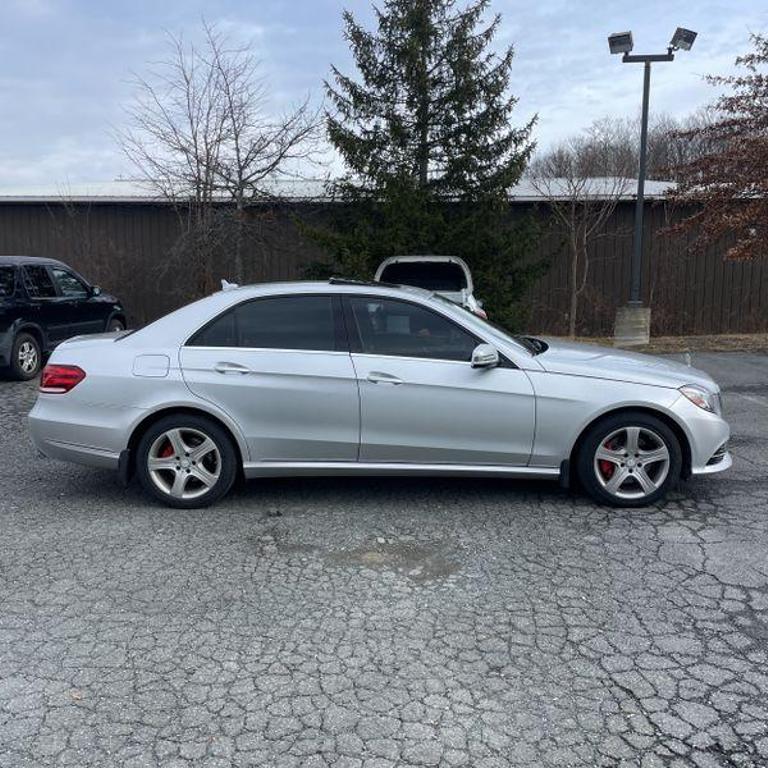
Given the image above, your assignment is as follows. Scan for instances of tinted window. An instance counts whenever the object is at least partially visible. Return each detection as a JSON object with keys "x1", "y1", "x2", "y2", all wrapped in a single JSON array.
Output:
[
  {"x1": 349, "y1": 298, "x2": 477, "y2": 362},
  {"x1": 22, "y1": 266, "x2": 57, "y2": 298},
  {"x1": 189, "y1": 309, "x2": 237, "y2": 347},
  {"x1": 51, "y1": 267, "x2": 89, "y2": 299},
  {"x1": 0, "y1": 267, "x2": 15, "y2": 297},
  {"x1": 189, "y1": 296, "x2": 337, "y2": 351},
  {"x1": 238, "y1": 296, "x2": 335, "y2": 350},
  {"x1": 379, "y1": 262, "x2": 467, "y2": 292}
]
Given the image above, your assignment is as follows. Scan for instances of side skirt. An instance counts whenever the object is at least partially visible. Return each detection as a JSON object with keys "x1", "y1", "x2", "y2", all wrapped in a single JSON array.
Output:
[{"x1": 243, "y1": 461, "x2": 561, "y2": 480}]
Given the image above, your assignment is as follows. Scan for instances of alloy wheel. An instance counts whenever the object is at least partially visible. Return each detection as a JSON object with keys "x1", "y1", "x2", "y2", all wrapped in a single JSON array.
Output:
[
  {"x1": 18, "y1": 341, "x2": 39, "y2": 375},
  {"x1": 593, "y1": 426, "x2": 671, "y2": 501},
  {"x1": 147, "y1": 428, "x2": 221, "y2": 501}
]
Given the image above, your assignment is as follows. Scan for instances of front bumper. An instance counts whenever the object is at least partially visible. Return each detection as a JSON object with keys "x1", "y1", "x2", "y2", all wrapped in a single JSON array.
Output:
[
  {"x1": 670, "y1": 394, "x2": 731, "y2": 477},
  {"x1": 691, "y1": 450, "x2": 732, "y2": 476}
]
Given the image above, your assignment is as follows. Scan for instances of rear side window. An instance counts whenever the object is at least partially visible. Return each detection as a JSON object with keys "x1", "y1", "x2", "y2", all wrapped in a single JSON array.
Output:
[
  {"x1": 0, "y1": 266, "x2": 15, "y2": 297},
  {"x1": 22, "y1": 266, "x2": 57, "y2": 298},
  {"x1": 188, "y1": 296, "x2": 337, "y2": 351}
]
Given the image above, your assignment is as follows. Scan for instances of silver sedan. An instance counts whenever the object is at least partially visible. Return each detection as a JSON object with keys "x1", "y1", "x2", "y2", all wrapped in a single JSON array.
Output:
[{"x1": 29, "y1": 280, "x2": 731, "y2": 509}]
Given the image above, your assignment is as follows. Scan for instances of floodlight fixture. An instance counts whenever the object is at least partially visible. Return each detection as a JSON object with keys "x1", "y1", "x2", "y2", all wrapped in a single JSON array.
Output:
[
  {"x1": 607, "y1": 26, "x2": 698, "y2": 311},
  {"x1": 670, "y1": 27, "x2": 697, "y2": 51},
  {"x1": 608, "y1": 31, "x2": 634, "y2": 55}
]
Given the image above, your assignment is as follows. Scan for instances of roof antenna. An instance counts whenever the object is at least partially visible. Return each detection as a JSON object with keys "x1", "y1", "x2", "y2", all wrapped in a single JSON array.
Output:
[{"x1": 221, "y1": 279, "x2": 239, "y2": 292}]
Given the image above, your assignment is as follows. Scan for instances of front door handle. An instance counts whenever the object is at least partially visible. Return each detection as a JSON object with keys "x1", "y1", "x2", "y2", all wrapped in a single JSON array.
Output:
[
  {"x1": 214, "y1": 361, "x2": 252, "y2": 375},
  {"x1": 366, "y1": 371, "x2": 403, "y2": 385}
]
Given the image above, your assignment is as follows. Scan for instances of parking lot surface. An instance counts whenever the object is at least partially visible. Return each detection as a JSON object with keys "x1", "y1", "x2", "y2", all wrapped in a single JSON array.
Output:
[{"x1": 1, "y1": 352, "x2": 767, "y2": 768}]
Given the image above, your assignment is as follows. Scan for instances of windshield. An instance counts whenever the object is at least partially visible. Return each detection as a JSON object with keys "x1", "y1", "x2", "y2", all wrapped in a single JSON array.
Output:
[
  {"x1": 379, "y1": 261, "x2": 467, "y2": 292},
  {"x1": 431, "y1": 294, "x2": 547, "y2": 356}
]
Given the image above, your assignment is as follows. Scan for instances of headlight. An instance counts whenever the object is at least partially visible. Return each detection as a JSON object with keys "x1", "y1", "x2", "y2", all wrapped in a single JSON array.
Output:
[{"x1": 680, "y1": 385, "x2": 717, "y2": 413}]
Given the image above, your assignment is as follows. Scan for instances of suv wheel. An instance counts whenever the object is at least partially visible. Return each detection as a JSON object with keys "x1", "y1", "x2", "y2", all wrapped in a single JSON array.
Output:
[
  {"x1": 10, "y1": 332, "x2": 42, "y2": 380},
  {"x1": 107, "y1": 318, "x2": 125, "y2": 332},
  {"x1": 136, "y1": 414, "x2": 238, "y2": 508},
  {"x1": 577, "y1": 412, "x2": 682, "y2": 507}
]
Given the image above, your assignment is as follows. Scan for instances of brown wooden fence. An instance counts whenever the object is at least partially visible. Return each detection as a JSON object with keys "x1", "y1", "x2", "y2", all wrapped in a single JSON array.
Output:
[{"x1": 0, "y1": 198, "x2": 765, "y2": 336}]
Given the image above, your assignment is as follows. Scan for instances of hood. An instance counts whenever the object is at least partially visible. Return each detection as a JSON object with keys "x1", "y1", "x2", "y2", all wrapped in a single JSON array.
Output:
[{"x1": 537, "y1": 338, "x2": 719, "y2": 391}]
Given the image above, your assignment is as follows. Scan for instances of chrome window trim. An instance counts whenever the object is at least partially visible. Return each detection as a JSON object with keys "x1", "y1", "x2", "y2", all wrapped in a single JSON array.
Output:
[{"x1": 183, "y1": 346, "x2": 351, "y2": 357}]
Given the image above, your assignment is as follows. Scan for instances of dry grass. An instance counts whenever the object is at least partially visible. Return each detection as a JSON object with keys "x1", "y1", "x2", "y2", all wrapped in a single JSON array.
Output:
[{"x1": 550, "y1": 333, "x2": 768, "y2": 355}]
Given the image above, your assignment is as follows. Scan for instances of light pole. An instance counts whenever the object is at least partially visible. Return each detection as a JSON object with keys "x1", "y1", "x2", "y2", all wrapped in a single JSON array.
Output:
[{"x1": 608, "y1": 27, "x2": 697, "y2": 345}]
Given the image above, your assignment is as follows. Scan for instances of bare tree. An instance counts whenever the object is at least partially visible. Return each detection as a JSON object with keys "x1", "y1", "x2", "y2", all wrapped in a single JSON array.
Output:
[
  {"x1": 528, "y1": 125, "x2": 634, "y2": 337},
  {"x1": 117, "y1": 22, "x2": 321, "y2": 293},
  {"x1": 668, "y1": 33, "x2": 768, "y2": 261}
]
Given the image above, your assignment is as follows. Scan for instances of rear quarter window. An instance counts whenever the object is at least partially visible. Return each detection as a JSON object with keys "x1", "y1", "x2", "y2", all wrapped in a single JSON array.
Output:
[{"x1": 0, "y1": 266, "x2": 15, "y2": 297}]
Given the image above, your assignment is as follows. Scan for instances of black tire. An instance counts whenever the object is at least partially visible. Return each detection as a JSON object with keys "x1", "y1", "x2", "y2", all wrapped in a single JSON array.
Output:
[
  {"x1": 576, "y1": 411, "x2": 682, "y2": 508},
  {"x1": 10, "y1": 332, "x2": 42, "y2": 381},
  {"x1": 136, "y1": 414, "x2": 238, "y2": 509},
  {"x1": 107, "y1": 317, "x2": 125, "y2": 332}
]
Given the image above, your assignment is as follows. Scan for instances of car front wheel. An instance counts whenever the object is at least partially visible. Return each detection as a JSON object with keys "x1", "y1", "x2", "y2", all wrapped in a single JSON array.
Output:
[
  {"x1": 107, "y1": 317, "x2": 125, "y2": 332},
  {"x1": 136, "y1": 415, "x2": 238, "y2": 508},
  {"x1": 577, "y1": 412, "x2": 682, "y2": 507}
]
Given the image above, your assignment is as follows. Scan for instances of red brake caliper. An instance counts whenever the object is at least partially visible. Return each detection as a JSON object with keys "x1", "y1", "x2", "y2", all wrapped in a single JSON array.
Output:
[
  {"x1": 159, "y1": 440, "x2": 175, "y2": 459},
  {"x1": 599, "y1": 440, "x2": 616, "y2": 479}
]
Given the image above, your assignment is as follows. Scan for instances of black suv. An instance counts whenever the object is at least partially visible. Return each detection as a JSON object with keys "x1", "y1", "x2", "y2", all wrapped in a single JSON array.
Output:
[{"x1": 0, "y1": 256, "x2": 127, "y2": 380}]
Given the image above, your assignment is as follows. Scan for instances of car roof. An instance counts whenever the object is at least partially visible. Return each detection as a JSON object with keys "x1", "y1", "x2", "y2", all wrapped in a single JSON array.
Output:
[
  {"x1": 0, "y1": 255, "x2": 68, "y2": 268},
  {"x1": 222, "y1": 279, "x2": 434, "y2": 300}
]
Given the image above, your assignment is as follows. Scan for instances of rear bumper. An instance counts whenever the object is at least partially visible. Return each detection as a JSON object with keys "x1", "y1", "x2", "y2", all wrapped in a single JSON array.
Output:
[
  {"x1": 28, "y1": 394, "x2": 135, "y2": 470},
  {"x1": 30, "y1": 433, "x2": 120, "y2": 470}
]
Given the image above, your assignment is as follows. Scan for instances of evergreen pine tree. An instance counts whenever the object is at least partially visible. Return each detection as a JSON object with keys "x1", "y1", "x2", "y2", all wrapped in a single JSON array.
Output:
[{"x1": 308, "y1": 0, "x2": 542, "y2": 329}]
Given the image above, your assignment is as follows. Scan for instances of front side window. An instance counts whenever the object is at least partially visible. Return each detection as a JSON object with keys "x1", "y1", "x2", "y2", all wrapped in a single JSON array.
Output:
[
  {"x1": 348, "y1": 297, "x2": 477, "y2": 362},
  {"x1": 51, "y1": 268, "x2": 89, "y2": 299},
  {"x1": 22, "y1": 266, "x2": 57, "y2": 299},
  {"x1": 0, "y1": 266, "x2": 16, "y2": 297},
  {"x1": 188, "y1": 295, "x2": 337, "y2": 351}
]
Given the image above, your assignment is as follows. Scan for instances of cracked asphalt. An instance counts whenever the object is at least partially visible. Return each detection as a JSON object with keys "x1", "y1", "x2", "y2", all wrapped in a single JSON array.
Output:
[{"x1": 1, "y1": 351, "x2": 767, "y2": 768}]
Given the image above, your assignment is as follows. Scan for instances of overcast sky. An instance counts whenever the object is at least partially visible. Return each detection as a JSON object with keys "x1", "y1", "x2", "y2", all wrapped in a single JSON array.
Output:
[{"x1": 1, "y1": 0, "x2": 766, "y2": 187}]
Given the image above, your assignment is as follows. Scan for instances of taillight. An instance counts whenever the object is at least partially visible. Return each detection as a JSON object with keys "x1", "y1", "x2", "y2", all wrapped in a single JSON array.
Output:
[{"x1": 40, "y1": 365, "x2": 86, "y2": 393}]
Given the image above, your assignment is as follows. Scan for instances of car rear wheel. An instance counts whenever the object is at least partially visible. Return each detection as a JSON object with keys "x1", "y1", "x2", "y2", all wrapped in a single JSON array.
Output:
[
  {"x1": 107, "y1": 317, "x2": 125, "y2": 332},
  {"x1": 10, "y1": 332, "x2": 42, "y2": 381},
  {"x1": 577, "y1": 412, "x2": 682, "y2": 507},
  {"x1": 136, "y1": 414, "x2": 237, "y2": 508}
]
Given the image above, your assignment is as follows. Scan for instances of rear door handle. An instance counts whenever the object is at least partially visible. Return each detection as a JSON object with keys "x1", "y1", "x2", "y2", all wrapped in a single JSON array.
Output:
[
  {"x1": 366, "y1": 371, "x2": 403, "y2": 385},
  {"x1": 214, "y1": 361, "x2": 252, "y2": 375}
]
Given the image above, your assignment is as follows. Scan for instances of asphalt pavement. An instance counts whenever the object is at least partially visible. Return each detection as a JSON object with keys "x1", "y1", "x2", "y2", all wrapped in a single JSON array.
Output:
[{"x1": 1, "y1": 351, "x2": 767, "y2": 768}]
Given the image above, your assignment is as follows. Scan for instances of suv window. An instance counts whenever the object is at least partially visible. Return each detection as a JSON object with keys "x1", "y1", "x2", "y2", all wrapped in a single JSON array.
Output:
[
  {"x1": 0, "y1": 266, "x2": 16, "y2": 297},
  {"x1": 348, "y1": 297, "x2": 477, "y2": 362},
  {"x1": 189, "y1": 296, "x2": 337, "y2": 351},
  {"x1": 22, "y1": 265, "x2": 57, "y2": 298},
  {"x1": 51, "y1": 267, "x2": 89, "y2": 299}
]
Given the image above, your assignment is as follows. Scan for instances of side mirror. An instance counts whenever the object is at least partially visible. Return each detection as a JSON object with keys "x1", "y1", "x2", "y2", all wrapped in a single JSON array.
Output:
[
  {"x1": 90, "y1": 285, "x2": 102, "y2": 297},
  {"x1": 471, "y1": 343, "x2": 499, "y2": 369}
]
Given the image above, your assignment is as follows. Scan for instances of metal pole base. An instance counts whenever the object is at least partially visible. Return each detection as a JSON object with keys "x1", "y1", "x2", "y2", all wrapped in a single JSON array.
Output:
[{"x1": 614, "y1": 304, "x2": 651, "y2": 347}]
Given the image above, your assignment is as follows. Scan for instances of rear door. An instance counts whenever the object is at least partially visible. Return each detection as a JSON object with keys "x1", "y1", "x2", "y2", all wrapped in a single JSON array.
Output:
[
  {"x1": 21, "y1": 265, "x2": 67, "y2": 344},
  {"x1": 344, "y1": 296, "x2": 535, "y2": 465},
  {"x1": 49, "y1": 266, "x2": 104, "y2": 336},
  {"x1": 180, "y1": 294, "x2": 360, "y2": 462}
]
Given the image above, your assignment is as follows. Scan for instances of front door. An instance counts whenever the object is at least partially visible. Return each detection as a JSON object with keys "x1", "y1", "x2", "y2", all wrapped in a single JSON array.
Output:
[
  {"x1": 49, "y1": 266, "x2": 104, "y2": 336},
  {"x1": 344, "y1": 296, "x2": 535, "y2": 465},
  {"x1": 180, "y1": 294, "x2": 359, "y2": 462}
]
